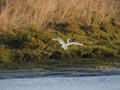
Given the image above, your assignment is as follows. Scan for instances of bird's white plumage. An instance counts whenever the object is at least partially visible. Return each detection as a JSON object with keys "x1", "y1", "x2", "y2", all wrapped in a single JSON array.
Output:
[
  {"x1": 52, "y1": 38, "x2": 83, "y2": 50},
  {"x1": 52, "y1": 38, "x2": 65, "y2": 45},
  {"x1": 67, "y1": 42, "x2": 83, "y2": 46}
]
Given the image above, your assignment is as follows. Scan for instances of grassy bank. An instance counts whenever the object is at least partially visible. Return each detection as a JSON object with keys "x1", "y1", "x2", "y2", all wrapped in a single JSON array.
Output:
[
  {"x1": 0, "y1": 58, "x2": 120, "y2": 70},
  {"x1": 0, "y1": 0, "x2": 120, "y2": 70},
  {"x1": 0, "y1": 21, "x2": 120, "y2": 70}
]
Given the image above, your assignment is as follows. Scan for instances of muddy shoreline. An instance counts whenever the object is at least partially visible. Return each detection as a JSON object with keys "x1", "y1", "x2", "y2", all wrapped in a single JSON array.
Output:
[{"x1": 0, "y1": 67, "x2": 120, "y2": 79}]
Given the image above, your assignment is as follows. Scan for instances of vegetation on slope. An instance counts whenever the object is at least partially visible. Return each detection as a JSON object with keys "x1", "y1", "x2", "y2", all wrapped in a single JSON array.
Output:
[
  {"x1": 0, "y1": 22, "x2": 120, "y2": 64},
  {"x1": 0, "y1": 0, "x2": 120, "y2": 69}
]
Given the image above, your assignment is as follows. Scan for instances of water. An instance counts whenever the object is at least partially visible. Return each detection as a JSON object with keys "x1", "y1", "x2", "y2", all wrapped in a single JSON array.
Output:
[{"x1": 0, "y1": 75, "x2": 120, "y2": 90}]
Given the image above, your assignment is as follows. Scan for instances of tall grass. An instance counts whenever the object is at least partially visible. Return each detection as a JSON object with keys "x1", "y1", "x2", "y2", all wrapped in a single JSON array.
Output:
[{"x1": 0, "y1": 0, "x2": 119, "y2": 31}]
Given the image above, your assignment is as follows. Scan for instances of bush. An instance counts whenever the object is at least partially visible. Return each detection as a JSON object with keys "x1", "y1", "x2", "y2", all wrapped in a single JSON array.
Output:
[
  {"x1": 11, "y1": 29, "x2": 34, "y2": 48},
  {"x1": 0, "y1": 48, "x2": 11, "y2": 63},
  {"x1": 92, "y1": 46, "x2": 117, "y2": 57},
  {"x1": 50, "y1": 50, "x2": 64, "y2": 59},
  {"x1": 77, "y1": 46, "x2": 118, "y2": 58},
  {"x1": 78, "y1": 46, "x2": 93, "y2": 58},
  {"x1": 12, "y1": 49, "x2": 44, "y2": 62}
]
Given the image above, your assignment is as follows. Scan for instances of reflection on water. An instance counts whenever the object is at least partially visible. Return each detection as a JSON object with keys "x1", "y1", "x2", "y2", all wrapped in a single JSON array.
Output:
[{"x1": 0, "y1": 75, "x2": 120, "y2": 90}]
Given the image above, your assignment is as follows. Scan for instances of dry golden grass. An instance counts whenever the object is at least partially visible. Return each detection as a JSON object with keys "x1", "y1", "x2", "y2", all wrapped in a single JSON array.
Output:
[{"x1": 0, "y1": 0, "x2": 119, "y2": 31}]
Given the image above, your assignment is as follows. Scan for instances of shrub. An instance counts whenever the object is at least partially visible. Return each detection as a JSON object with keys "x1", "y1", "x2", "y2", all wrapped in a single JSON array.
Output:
[
  {"x1": 50, "y1": 50, "x2": 64, "y2": 59},
  {"x1": 77, "y1": 45, "x2": 118, "y2": 58},
  {"x1": 78, "y1": 46, "x2": 93, "y2": 58},
  {"x1": 0, "y1": 48, "x2": 11, "y2": 63},
  {"x1": 12, "y1": 29, "x2": 33, "y2": 48},
  {"x1": 92, "y1": 46, "x2": 117, "y2": 57}
]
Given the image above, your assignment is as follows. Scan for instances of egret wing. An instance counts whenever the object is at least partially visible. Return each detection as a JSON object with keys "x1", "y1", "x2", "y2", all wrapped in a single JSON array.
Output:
[
  {"x1": 67, "y1": 42, "x2": 83, "y2": 46},
  {"x1": 52, "y1": 38, "x2": 65, "y2": 45}
]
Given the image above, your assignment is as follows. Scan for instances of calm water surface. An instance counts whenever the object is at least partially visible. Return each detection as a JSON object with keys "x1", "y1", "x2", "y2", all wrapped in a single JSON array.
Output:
[{"x1": 0, "y1": 75, "x2": 120, "y2": 90}]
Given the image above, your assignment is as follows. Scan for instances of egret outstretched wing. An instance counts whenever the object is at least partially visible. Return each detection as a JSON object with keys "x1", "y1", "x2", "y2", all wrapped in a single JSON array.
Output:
[
  {"x1": 67, "y1": 42, "x2": 83, "y2": 46},
  {"x1": 52, "y1": 38, "x2": 65, "y2": 45}
]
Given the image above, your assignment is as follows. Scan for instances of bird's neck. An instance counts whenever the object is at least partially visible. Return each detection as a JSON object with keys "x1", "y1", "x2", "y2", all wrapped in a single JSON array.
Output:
[{"x1": 67, "y1": 39, "x2": 70, "y2": 44}]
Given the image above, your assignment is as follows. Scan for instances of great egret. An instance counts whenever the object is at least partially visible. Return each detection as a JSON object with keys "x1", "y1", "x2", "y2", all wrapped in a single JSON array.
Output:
[{"x1": 52, "y1": 38, "x2": 83, "y2": 50}]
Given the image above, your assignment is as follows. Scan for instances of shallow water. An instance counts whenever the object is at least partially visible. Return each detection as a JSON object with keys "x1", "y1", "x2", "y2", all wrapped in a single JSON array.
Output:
[{"x1": 0, "y1": 75, "x2": 120, "y2": 90}]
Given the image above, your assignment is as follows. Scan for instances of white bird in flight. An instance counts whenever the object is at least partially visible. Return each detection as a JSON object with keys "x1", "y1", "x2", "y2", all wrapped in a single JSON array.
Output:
[{"x1": 52, "y1": 38, "x2": 83, "y2": 50}]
